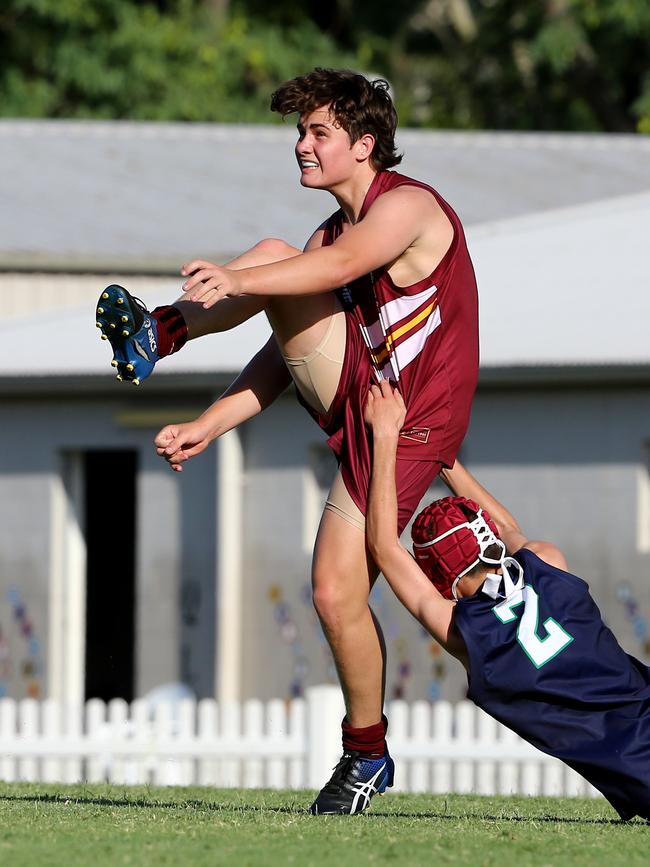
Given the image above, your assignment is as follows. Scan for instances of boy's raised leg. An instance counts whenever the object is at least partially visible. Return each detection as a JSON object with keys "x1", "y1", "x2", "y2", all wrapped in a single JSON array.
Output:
[{"x1": 95, "y1": 239, "x2": 301, "y2": 383}]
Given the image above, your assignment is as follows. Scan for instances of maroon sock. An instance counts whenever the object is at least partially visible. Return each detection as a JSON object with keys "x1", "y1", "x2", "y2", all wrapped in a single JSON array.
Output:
[
  {"x1": 151, "y1": 305, "x2": 188, "y2": 357},
  {"x1": 341, "y1": 714, "x2": 388, "y2": 757}
]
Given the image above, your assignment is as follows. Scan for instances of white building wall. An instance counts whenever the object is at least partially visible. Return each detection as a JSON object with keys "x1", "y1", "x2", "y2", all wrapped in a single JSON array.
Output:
[
  {"x1": 0, "y1": 394, "x2": 218, "y2": 701},
  {"x1": 0, "y1": 465, "x2": 52, "y2": 700},
  {"x1": 237, "y1": 384, "x2": 650, "y2": 704},
  {"x1": 0, "y1": 273, "x2": 183, "y2": 321},
  {"x1": 239, "y1": 398, "x2": 329, "y2": 702},
  {"x1": 464, "y1": 387, "x2": 650, "y2": 645},
  {"x1": 0, "y1": 381, "x2": 649, "y2": 705}
]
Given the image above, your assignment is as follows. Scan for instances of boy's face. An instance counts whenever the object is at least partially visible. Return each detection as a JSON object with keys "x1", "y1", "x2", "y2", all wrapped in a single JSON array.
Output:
[{"x1": 295, "y1": 105, "x2": 366, "y2": 190}]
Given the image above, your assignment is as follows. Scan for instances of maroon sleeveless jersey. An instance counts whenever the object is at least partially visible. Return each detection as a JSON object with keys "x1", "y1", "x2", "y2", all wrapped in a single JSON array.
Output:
[{"x1": 297, "y1": 170, "x2": 479, "y2": 525}]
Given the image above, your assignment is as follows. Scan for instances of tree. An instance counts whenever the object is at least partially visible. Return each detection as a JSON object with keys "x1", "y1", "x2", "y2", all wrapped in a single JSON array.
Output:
[
  {"x1": 0, "y1": 0, "x2": 355, "y2": 121},
  {"x1": 319, "y1": 0, "x2": 650, "y2": 132},
  {"x1": 0, "y1": 0, "x2": 648, "y2": 131}
]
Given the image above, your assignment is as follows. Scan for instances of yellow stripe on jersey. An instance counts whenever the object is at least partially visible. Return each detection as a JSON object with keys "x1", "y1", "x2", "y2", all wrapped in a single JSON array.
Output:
[{"x1": 370, "y1": 298, "x2": 439, "y2": 365}]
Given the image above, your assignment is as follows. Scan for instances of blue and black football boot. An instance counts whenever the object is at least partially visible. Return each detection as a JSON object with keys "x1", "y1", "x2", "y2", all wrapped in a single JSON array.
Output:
[
  {"x1": 95, "y1": 284, "x2": 160, "y2": 385},
  {"x1": 309, "y1": 749, "x2": 395, "y2": 815}
]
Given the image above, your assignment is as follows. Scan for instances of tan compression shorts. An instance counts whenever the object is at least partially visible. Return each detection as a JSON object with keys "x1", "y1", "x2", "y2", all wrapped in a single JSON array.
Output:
[{"x1": 282, "y1": 307, "x2": 365, "y2": 531}]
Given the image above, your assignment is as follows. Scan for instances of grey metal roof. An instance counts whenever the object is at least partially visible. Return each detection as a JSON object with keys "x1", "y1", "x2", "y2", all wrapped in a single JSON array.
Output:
[
  {"x1": 467, "y1": 191, "x2": 650, "y2": 366},
  {"x1": 1, "y1": 189, "x2": 648, "y2": 378},
  {"x1": 2, "y1": 120, "x2": 650, "y2": 272},
  {"x1": 0, "y1": 288, "x2": 272, "y2": 378},
  {"x1": 468, "y1": 192, "x2": 650, "y2": 366},
  {"x1": 1, "y1": 119, "x2": 649, "y2": 378}
]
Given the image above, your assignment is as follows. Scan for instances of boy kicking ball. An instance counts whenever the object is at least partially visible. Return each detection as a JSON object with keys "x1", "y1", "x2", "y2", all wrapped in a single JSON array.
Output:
[{"x1": 94, "y1": 68, "x2": 479, "y2": 814}]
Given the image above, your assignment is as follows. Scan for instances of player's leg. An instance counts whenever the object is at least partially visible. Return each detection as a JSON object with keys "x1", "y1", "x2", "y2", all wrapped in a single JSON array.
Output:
[
  {"x1": 95, "y1": 239, "x2": 301, "y2": 383},
  {"x1": 309, "y1": 504, "x2": 394, "y2": 815},
  {"x1": 173, "y1": 239, "x2": 302, "y2": 339},
  {"x1": 307, "y1": 447, "x2": 444, "y2": 813},
  {"x1": 260, "y1": 293, "x2": 395, "y2": 814},
  {"x1": 314, "y1": 507, "x2": 383, "y2": 726}
]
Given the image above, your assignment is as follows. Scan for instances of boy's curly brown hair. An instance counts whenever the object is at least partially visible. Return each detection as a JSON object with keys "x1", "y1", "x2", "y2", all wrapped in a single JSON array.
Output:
[{"x1": 270, "y1": 68, "x2": 402, "y2": 171}]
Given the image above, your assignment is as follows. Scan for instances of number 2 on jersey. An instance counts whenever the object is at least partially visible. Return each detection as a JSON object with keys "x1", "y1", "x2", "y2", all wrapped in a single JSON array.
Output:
[{"x1": 493, "y1": 585, "x2": 573, "y2": 668}]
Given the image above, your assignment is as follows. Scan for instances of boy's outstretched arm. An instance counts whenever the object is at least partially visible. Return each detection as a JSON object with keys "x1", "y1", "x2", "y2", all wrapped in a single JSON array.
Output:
[
  {"x1": 364, "y1": 382, "x2": 463, "y2": 655},
  {"x1": 440, "y1": 461, "x2": 568, "y2": 571},
  {"x1": 154, "y1": 336, "x2": 291, "y2": 471},
  {"x1": 181, "y1": 187, "x2": 444, "y2": 308}
]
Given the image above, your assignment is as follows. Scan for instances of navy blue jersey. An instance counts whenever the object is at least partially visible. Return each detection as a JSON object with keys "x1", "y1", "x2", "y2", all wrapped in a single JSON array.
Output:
[{"x1": 453, "y1": 548, "x2": 650, "y2": 820}]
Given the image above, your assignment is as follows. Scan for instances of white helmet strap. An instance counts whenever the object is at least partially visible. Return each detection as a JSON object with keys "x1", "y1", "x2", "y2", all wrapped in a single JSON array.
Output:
[
  {"x1": 415, "y1": 508, "x2": 524, "y2": 601},
  {"x1": 414, "y1": 510, "x2": 504, "y2": 561},
  {"x1": 481, "y1": 557, "x2": 525, "y2": 600}
]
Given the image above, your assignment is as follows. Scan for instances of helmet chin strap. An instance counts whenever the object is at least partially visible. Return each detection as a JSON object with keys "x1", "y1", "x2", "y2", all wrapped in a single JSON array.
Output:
[
  {"x1": 419, "y1": 508, "x2": 525, "y2": 601},
  {"x1": 481, "y1": 557, "x2": 525, "y2": 600}
]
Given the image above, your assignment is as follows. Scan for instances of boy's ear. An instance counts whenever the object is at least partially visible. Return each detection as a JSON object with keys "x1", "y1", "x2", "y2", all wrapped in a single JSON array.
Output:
[{"x1": 354, "y1": 133, "x2": 375, "y2": 162}]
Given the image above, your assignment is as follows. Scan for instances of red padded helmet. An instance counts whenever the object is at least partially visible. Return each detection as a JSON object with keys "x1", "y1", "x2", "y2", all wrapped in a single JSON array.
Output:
[{"x1": 411, "y1": 496, "x2": 504, "y2": 599}]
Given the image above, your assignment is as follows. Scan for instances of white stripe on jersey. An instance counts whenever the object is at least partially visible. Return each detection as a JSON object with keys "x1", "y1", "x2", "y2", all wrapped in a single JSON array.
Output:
[
  {"x1": 391, "y1": 304, "x2": 441, "y2": 375},
  {"x1": 379, "y1": 284, "x2": 438, "y2": 331},
  {"x1": 359, "y1": 283, "x2": 441, "y2": 381},
  {"x1": 359, "y1": 322, "x2": 398, "y2": 381},
  {"x1": 359, "y1": 317, "x2": 387, "y2": 356}
]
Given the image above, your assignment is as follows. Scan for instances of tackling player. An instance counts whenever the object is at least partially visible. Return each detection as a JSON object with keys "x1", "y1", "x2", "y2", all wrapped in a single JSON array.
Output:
[
  {"x1": 364, "y1": 380, "x2": 650, "y2": 822},
  {"x1": 95, "y1": 69, "x2": 479, "y2": 814}
]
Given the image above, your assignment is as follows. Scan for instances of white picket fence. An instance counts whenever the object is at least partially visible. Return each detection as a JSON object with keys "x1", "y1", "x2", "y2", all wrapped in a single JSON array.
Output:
[{"x1": 0, "y1": 686, "x2": 599, "y2": 798}]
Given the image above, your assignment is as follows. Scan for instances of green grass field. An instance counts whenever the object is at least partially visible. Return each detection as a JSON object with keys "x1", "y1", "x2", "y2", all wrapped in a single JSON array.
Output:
[{"x1": 0, "y1": 784, "x2": 647, "y2": 867}]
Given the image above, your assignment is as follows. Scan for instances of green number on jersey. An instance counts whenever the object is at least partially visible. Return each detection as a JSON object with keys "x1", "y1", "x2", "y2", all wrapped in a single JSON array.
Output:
[{"x1": 493, "y1": 585, "x2": 573, "y2": 668}]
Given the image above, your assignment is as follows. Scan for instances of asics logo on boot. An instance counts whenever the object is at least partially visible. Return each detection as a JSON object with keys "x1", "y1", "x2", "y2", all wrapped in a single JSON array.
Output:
[
  {"x1": 349, "y1": 762, "x2": 386, "y2": 814},
  {"x1": 133, "y1": 339, "x2": 151, "y2": 362},
  {"x1": 143, "y1": 320, "x2": 157, "y2": 354}
]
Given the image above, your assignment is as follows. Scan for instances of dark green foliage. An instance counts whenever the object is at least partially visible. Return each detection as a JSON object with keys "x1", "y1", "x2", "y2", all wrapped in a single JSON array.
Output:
[
  {"x1": 1, "y1": 0, "x2": 648, "y2": 130},
  {"x1": 384, "y1": 0, "x2": 650, "y2": 132},
  {"x1": 0, "y1": 0, "x2": 356, "y2": 121}
]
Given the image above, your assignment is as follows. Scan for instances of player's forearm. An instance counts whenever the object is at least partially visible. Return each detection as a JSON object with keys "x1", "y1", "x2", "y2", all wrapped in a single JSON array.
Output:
[
  {"x1": 198, "y1": 337, "x2": 291, "y2": 436},
  {"x1": 440, "y1": 461, "x2": 527, "y2": 553},
  {"x1": 366, "y1": 432, "x2": 401, "y2": 562},
  {"x1": 196, "y1": 390, "x2": 260, "y2": 439},
  {"x1": 366, "y1": 408, "x2": 460, "y2": 647},
  {"x1": 366, "y1": 434, "x2": 427, "y2": 610},
  {"x1": 377, "y1": 540, "x2": 440, "y2": 625},
  {"x1": 236, "y1": 245, "x2": 356, "y2": 297},
  {"x1": 367, "y1": 440, "x2": 449, "y2": 630}
]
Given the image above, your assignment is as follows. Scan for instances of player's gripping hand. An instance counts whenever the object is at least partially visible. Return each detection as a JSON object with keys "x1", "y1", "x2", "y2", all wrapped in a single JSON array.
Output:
[
  {"x1": 181, "y1": 259, "x2": 243, "y2": 309},
  {"x1": 363, "y1": 380, "x2": 406, "y2": 439},
  {"x1": 154, "y1": 419, "x2": 215, "y2": 472}
]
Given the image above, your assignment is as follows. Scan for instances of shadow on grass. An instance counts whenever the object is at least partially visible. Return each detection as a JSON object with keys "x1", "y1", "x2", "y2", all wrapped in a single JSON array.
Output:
[
  {"x1": 0, "y1": 791, "x2": 639, "y2": 826},
  {"x1": 370, "y1": 809, "x2": 632, "y2": 826}
]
